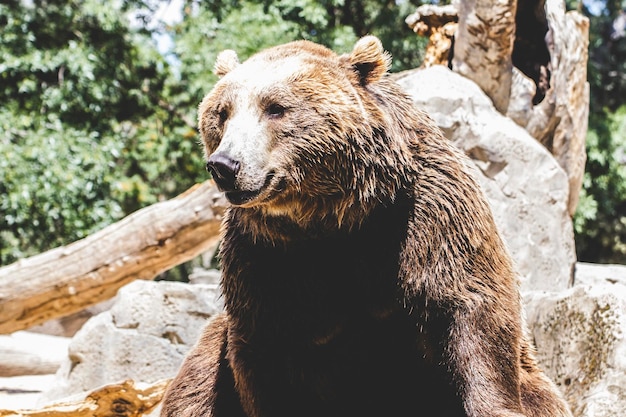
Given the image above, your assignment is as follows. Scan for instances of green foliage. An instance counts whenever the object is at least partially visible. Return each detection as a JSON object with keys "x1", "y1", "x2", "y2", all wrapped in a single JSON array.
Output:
[
  {"x1": 0, "y1": 0, "x2": 204, "y2": 265},
  {"x1": 0, "y1": 0, "x2": 163, "y2": 131},
  {"x1": 572, "y1": 1, "x2": 626, "y2": 263},
  {"x1": 167, "y1": 0, "x2": 302, "y2": 114},
  {"x1": 575, "y1": 106, "x2": 626, "y2": 263},
  {"x1": 262, "y1": 0, "x2": 427, "y2": 70},
  {"x1": 0, "y1": 111, "x2": 124, "y2": 262}
]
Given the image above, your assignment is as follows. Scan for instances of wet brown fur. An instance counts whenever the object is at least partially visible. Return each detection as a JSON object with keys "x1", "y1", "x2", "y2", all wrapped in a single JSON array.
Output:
[{"x1": 162, "y1": 37, "x2": 572, "y2": 417}]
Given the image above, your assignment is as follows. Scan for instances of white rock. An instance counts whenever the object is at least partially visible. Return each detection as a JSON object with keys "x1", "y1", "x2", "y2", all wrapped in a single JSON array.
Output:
[
  {"x1": 396, "y1": 65, "x2": 576, "y2": 292},
  {"x1": 574, "y1": 262, "x2": 626, "y2": 287},
  {"x1": 506, "y1": 67, "x2": 536, "y2": 128},
  {"x1": 0, "y1": 374, "x2": 57, "y2": 410},
  {"x1": 40, "y1": 280, "x2": 223, "y2": 404},
  {"x1": 524, "y1": 273, "x2": 626, "y2": 417}
]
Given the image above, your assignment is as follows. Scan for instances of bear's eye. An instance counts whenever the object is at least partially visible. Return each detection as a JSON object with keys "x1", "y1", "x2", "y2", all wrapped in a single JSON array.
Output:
[
  {"x1": 266, "y1": 103, "x2": 286, "y2": 119},
  {"x1": 217, "y1": 109, "x2": 229, "y2": 124}
]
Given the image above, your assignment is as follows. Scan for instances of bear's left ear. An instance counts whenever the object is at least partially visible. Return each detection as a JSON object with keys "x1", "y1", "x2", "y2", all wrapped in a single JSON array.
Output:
[
  {"x1": 214, "y1": 50, "x2": 240, "y2": 78},
  {"x1": 347, "y1": 35, "x2": 391, "y2": 85}
]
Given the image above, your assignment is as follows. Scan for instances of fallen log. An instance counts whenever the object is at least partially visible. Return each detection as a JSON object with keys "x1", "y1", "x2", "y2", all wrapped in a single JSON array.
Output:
[
  {"x1": 0, "y1": 379, "x2": 169, "y2": 417},
  {"x1": 0, "y1": 181, "x2": 228, "y2": 334},
  {"x1": 0, "y1": 332, "x2": 69, "y2": 377}
]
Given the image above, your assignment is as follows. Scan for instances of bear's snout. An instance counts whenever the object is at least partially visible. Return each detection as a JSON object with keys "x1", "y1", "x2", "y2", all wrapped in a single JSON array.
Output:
[{"x1": 207, "y1": 152, "x2": 240, "y2": 192}]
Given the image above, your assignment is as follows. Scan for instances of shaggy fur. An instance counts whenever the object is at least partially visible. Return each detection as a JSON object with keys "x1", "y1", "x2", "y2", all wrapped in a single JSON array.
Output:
[{"x1": 161, "y1": 36, "x2": 572, "y2": 417}]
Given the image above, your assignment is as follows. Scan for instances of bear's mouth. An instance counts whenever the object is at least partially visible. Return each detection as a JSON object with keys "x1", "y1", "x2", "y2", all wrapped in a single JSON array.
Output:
[
  {"x1": 225, "y1": 171, "x2": 282, "y2": 206},
  {"x1": 225, "y1": 189, "x2": 261, "y2": 206}
]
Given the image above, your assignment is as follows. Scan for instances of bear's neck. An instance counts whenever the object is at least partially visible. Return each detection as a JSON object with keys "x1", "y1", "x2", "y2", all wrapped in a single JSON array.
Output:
[{"x1": 219, "y1": 193, "x2": 413, "y2": 344}]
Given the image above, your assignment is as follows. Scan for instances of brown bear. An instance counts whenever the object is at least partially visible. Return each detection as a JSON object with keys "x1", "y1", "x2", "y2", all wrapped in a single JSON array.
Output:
[{"x1": 161, "y1": 36, "x2": 572, "y2": 417}]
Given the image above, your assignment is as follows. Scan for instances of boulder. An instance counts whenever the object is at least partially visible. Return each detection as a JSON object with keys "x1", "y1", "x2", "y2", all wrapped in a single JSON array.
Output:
[
  {"x1": 573, "y1": 262, "x2": 626, "y2": 287},
  {"x1": 525, "y1": 262, "x2": 626, "y2": 417},
  {"x1": 396, "y1": 65, "x2": 576, "y2": 292},
  {"x1": 0, "y1": 374, "x2": 57, "y2": 410},
  {"x1": 40, "y1": 279, "x2": 223, "y2": 404}
]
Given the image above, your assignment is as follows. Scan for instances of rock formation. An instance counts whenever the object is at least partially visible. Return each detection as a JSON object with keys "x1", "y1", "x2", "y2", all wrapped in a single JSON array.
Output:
[
  {"x1": 406, "y1": 0, "x2": 589, "y2": 215},
  {"x1": 40, "y1": 280, "x2": 223, "y2": 404}
]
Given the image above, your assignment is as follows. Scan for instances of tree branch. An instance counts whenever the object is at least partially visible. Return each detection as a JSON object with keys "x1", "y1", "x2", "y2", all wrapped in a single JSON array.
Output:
[{"x1": 0, "y1": 181, "x2": 228, "y2": 334}]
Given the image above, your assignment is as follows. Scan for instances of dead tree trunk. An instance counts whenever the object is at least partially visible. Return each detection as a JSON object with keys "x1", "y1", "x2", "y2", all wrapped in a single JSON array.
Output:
[
  {"x1": 0, "y1": 181, "x2": 228, "y2": 335},
  {"x1": 452, "y1": 0, "x2": 517, "y2": 114},
  {"x1": 525, "y1": 0, "x2": 590, "y2": 214}
]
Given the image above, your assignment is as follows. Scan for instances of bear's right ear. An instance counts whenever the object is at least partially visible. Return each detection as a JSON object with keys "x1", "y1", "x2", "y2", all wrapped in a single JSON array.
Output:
[
  {"x1": 347, "y1": 36, "x2": 391, "y2": 85},
  {"x1": 214, "y1": 50, "x2": 240, "y2": 78}
]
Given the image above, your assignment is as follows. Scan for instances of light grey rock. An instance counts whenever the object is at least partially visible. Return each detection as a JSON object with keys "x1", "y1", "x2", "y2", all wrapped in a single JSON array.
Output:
[
  {"x1": 40, "y1": 280, "x2": 223, "y2": 404},
  {"x1": 506, "y1": 67, "x2": 536, "y2": 128},
  {"x1": 524, "y1": 269, "x2": 626, "y2": 417},
  {"x1": 574, "y1": 262, "x2": 626, "y2": 287},
  {"x1": 188, "y1": 267, "x2": 221, "y2": 286},
  {"x1": 396, "y1": 65, "x2": 576, "y2": 292}
]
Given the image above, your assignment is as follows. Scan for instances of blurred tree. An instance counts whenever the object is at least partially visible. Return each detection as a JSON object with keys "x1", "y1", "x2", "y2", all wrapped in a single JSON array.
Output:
[
  {"x1": 573, "y1": 0, "x2": 626, "y2": 263},
  {"x1": 0, "y1": 0, "x2": 205, "y2": 265},
  {"x1": 258, "y1": 0, "x2": 426, "y2": 71},
  {"x1": 166, "y1": 0, "x2": 427, "y2": 122}
]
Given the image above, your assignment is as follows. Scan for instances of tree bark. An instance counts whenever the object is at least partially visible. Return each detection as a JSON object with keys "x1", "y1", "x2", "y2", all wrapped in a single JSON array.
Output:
[
  {"x1": 0, "y1": 379, "x2": 169, "y2": 417},
  {"x1": 525, "y1": 0, "x2": 589, "y2": 215},
  {"x1": 452, "y1": 0, "x2": 517, "y2": 114},
  {"x1": 405, "y1": 4, "x2": 458, "y2": 68},
  {"x1": 0, "y1": 181, "x2": 228, "y2": 335}
]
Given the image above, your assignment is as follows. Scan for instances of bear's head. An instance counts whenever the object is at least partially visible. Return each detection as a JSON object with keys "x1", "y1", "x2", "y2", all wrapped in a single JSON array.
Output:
[{"x1": 199, "y1": 36, "x2": 412, "y2": 225}]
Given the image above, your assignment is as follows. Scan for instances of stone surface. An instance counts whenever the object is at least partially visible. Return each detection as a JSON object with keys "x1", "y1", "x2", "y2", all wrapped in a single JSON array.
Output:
[
  {"x1": 0, "y1": 374, "x2": 56, "y2": 410},
  {"x1": 574, "y1": 262, "x2": 626, "y2": 287},
  {"x1": 506, "y1": 67, "x2": 537, "y2": 128},
  {"x1": 396, "y1": 65, "x2": 576, "y2": 292},
  {"x1": 524, "y1": 262, "x2": 626, "y2": 417},
  {"x1": 188, "y1": 267, "x2": 221, "y2": 286},
  {"x1": 40, "y1": 280, "x2": 223, "y2": 404}
]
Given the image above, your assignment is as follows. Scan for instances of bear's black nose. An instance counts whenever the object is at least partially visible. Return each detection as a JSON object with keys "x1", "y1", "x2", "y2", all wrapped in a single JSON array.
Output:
[{"x1": 206, "y1": 153, "x2": 240, "y2": 192}]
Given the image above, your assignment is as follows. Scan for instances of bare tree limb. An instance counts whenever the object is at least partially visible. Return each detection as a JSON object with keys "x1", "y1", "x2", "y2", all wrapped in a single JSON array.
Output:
[
  {"x1": 0, "y1": 181, "x2": 227, "y2": 335},
  {"x1": 0, "y1": 332, "x2": 69, "y2": 376}
]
